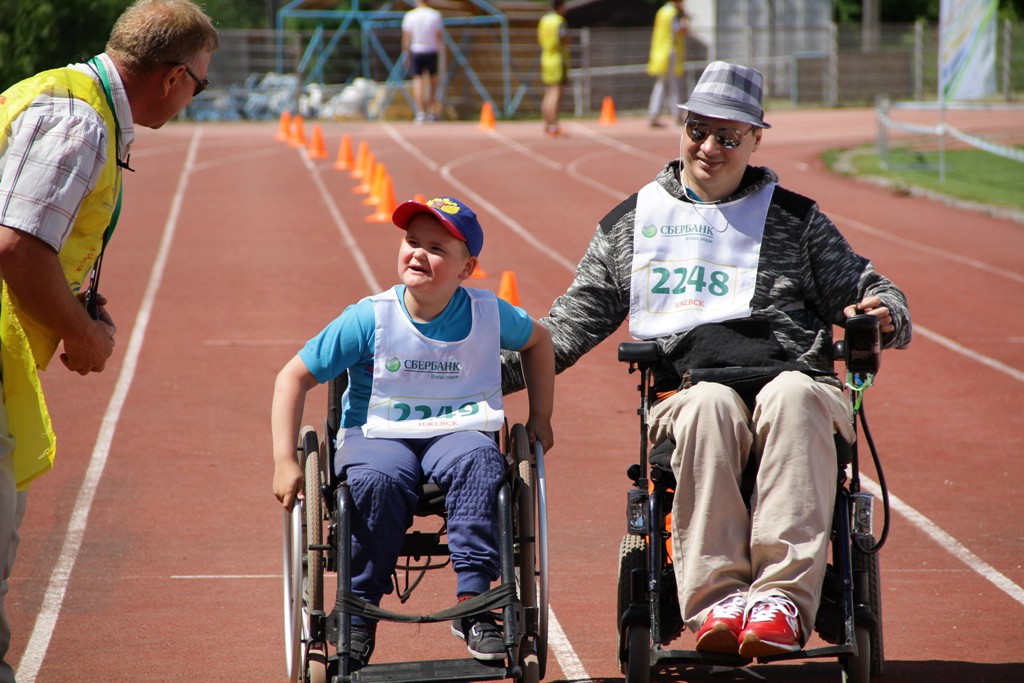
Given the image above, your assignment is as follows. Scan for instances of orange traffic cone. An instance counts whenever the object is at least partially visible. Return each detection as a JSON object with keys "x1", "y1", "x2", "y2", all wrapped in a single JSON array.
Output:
[
  {"x1": 353, "y1": 153, "x2": 376, "y2": 194},
  {"x1": 367, "y1": 175, "x2": 396, "y2": 223},
  {"x1": 469, "y1": 262, "x2": 488, "y2": 279},
  {"x1": 497, "y1": 271, "x2": 520, "y2": 306},
  {"x1": 413, "y1": 193, "x2": 427, "y2": 204},
  {"x1": 362, "y1": 163, "x2": 387, "y2": 206},
  {"x1": 333, "y1": 133, "x2": 354, "y2": 170},
  {"x1": 290, "y1": 114, "x2": 306, "y2": 146},
  {"x1": 350, "y1": 140, "x2": 368, "y2": 179},
  {"x1": 478, "y1": 102, "x2": 495, "y2": 131},
  {"x1": 307, "y1": 124, "x2": 328, "y2": 159},
  {"x1": 599, "y1": 96, "x2": 616, "y2": 125},
  {"x1": 275, "y1": 111, "x2": 292, "y2": 141}
]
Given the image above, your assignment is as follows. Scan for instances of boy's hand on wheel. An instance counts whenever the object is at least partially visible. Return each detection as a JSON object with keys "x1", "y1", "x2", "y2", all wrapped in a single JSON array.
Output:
[{"x1": 273, "y1": 459, "x2": 305, "y2": 509}]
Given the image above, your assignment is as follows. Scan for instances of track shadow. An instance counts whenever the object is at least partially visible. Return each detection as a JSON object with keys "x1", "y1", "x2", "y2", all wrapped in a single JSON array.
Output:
[{"x1": 549, "y1": 660, "x2": 1024, "y2": 682}]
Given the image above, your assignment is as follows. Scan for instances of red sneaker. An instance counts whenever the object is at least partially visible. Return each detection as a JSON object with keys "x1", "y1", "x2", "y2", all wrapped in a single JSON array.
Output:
[
  {"x1": 738, "y1": 596, "x2": 802, "y2": 658},
  {"x1": 695, "y1": 595, "x2": 745, "y2": 654}
]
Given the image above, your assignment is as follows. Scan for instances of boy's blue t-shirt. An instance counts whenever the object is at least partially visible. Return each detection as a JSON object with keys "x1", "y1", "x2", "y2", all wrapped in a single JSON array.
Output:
[{"x1": 299, "y1": 285, "x2": 534, "y2": 428}]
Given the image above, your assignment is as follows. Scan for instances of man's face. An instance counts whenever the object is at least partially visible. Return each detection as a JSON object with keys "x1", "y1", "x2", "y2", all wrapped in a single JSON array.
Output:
[
  {"x1": 678, "y1": 113, "x2": 762, "y2": 202},
  {"x1": 142, "y1": 49, "x2": 213, "y2": 129}
]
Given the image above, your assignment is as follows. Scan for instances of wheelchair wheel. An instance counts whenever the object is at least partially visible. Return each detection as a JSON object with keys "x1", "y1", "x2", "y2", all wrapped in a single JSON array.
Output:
[
  {"x1": 853, "y1": 539, "x2": 884, "y2": 676},
  {"x1": 625, "y1": 623, "x2": 652, "y2": 683},
  {"x1": 301, "y1": 427, "x2": 327, "y2": 683},
  {"x1": 284, "y1": 427, "x2": 328, "y2": 683},
  {"x1": 617, "y1": 534, "x2": 651, "y2": 679},
  {"x1": 511, "y1": 424, "x2": 548, "y2": 683}
]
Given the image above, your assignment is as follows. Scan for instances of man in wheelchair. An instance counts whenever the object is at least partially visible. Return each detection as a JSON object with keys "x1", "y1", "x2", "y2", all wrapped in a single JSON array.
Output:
[
  {"x1": 501, "y1": 62, "x2": 911, "y2": 660},
  {"x1": 272, "y1": 196, "x2": 555, "y2": 669}
]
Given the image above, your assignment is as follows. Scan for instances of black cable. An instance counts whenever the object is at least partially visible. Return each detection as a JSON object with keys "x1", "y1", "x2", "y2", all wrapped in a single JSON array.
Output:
[{"x1": 855, "y1": 401, "x2": 890, "y2": 554}]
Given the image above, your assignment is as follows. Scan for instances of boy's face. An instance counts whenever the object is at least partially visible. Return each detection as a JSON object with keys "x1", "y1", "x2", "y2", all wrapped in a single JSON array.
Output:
[{"x1": 398, "y1": 215, "x2": 476, "y2": 293}]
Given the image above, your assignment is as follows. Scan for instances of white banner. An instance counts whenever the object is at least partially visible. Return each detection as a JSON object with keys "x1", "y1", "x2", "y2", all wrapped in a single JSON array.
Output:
[{"x1": 939, "y1": 0, "x2": 998, "y2": 101}]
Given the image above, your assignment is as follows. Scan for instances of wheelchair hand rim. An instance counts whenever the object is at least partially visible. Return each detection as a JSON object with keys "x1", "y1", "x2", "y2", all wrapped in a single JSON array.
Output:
[
  {"x1": 282, "y1": 504, "x2": 303, "y2": 681},
  {"x1": 534, "y1": 440, "x2": 550, "y2": 674}
]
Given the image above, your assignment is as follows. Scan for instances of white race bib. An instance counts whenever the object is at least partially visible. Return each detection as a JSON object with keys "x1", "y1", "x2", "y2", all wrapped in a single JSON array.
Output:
[
  {"x1": 628, "y1": 180, "x2": 774, "y2": 339},
  {"x1": 363, "y1": 287, "x2": 504, "y2": 438}
]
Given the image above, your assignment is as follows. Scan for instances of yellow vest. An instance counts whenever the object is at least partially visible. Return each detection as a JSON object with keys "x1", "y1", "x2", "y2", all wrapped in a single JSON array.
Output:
[
  {"x1": 647, "y1": 3, "x2": 685, "y2": 77},
  {"x1": 0, "y1": 68, "x2": 120, "y2": 489},
  {"x1": 538, "y1": 12, "x2": 569, "y2": 85}
]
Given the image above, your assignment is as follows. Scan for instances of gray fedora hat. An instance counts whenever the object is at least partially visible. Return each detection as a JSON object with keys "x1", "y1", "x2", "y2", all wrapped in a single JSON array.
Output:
[{"x1": 679, "y1": 61, "x2": 771, "y2": 129}]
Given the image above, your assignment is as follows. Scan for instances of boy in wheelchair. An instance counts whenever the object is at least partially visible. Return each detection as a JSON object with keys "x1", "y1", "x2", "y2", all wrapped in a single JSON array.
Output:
[
  {"x1": 271, "y1": 196, "x2": 555, "y2": 669},
  {"x1": 500, "y1": 61, "x2": 912, "y2": 662}
]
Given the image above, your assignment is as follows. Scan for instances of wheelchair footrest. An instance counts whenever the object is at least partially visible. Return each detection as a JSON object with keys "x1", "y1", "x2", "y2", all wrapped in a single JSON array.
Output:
[{"x1": 348, "y1": 657, "x2": 510, "y2": 683}]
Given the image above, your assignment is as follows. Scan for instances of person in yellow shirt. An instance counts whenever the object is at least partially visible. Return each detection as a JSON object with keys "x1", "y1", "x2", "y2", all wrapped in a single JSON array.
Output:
[
  {"x1": 0, "y1": 3, "x2": 217, "y2": 680},
  {"x1": 647, "y1": 0, "x2": 688, "y2": 128},
  {"x1": 538, "y1": 0, "x2": 570, "y2": 137}
]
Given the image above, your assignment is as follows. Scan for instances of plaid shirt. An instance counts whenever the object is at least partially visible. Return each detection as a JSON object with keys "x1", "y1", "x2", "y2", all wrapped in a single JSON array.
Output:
[{"x1": 0, "y1": 54, "x2": 133, "y2": 251}]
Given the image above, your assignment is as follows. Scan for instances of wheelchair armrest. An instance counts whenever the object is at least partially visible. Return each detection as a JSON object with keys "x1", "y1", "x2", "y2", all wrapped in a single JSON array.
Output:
[{"x1": 618, "y1": 341, "x2": 660, "y2": 364}]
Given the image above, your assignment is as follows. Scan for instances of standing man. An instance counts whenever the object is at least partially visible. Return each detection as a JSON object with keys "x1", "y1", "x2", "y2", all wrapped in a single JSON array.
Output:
[
  {"x1": 647, "y1": 0, "x2": 688, "y2": 128},
  {"x1": 502, "y1": 61, "x2": 911, "y2": 658},
  {"x1": 402, "y1": 0, "x2": 444, "y2": 123},
  {"x1": 538, "y1": 0, "x2": 570, "y2": 138},
  {"x1": 0, "y1": 2, "x2": 218, "y2": 680}
]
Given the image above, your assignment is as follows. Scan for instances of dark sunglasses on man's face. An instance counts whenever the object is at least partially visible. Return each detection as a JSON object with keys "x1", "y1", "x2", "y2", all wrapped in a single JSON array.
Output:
[
  {"x1": 684, "y1": 119, "x2": 755, "y2": 149},
  {"x1": 165, "y1": 62, "x2": 209, "y2": 96}
]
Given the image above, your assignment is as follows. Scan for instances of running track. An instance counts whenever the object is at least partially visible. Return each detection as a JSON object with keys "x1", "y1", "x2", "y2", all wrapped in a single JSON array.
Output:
[{"x1": 6, "y1": 107, "x2": 1024, "y2": 682}]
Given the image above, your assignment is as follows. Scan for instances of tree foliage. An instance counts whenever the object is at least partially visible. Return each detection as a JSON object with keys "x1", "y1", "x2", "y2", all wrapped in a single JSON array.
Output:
[
  {"x1": 0, "y1": 0, "x2": 270, "y2": 89},
  {"x1": 835, "y1": 0, "x2": 1023, "y2": 23},
  {"x1": 0, "y1": 0, "x2": 128, "y2": 88}
]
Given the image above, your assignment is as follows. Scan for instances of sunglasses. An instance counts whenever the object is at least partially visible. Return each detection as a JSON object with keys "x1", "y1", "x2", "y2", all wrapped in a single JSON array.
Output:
[
  {"x1": 166, "y1": 62, "x2": 209, "y2": 96},
  {"x1": 684, "y1": 119, "x2": 755, "y2": 149}
]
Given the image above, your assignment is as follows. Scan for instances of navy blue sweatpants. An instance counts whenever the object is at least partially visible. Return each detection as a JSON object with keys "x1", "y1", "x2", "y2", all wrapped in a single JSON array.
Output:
[{"x1": 335, "y1": 428, "x2": 506, "y2": 625}]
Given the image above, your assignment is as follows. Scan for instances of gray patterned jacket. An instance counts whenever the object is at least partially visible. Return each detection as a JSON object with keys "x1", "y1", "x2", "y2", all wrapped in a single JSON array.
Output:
[{"x1": 502, "y1": 160, "x2": 912, "y2": 393}]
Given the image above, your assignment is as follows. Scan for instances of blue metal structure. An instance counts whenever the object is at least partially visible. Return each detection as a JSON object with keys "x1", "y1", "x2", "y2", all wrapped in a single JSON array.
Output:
[{"x1": 275, "y1": 0, "x2": 514, "y2": 118}]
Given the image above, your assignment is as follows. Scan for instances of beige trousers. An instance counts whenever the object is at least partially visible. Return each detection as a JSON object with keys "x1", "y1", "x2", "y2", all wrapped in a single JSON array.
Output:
[{"x1": 648, "y1": 371, "x2": 853, "y2": 637}]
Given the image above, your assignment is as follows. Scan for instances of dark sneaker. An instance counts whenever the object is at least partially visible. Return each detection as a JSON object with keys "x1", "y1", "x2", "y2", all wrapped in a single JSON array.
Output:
[
  {"x1": 347, "y1": 624, "x2": 376, "y2": 671},
  {"x1": 450, "y1": 613, "x2": 506, "y2": 661}
]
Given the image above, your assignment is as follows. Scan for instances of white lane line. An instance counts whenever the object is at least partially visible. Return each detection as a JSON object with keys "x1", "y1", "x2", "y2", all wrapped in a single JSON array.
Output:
[
  {"x1": 861, "y1": 477, "x2": 1024, "y2": 607},
  {"x1": 438, "y1": 155, "x2": 579, "y2": 274},
  {"x1": 300, "y1": 148, "x2": 381, "y2": 293},
  {"x1": 483, "y1": 129, "x2": 564, "y2": 171},
  {"x1": 201, "y1": 339, "x2": 309, "y2": 346},
  {"x1": 914, "y1": 324, "x2": 1024, "y2": 383},
  {"x1": 833, "y1": 212, "x2": 1024, "y2": 285},
  {"x1": 547, "y1": 608, "x2": 593, "y2": 682},
  {"x1": 566, "y1": 149, "x2": 636, "y2": 200},
  {"x1": 172, "y1": 575, "x2": 280, "y2": 580},
  {"x1": 16, "y1": 129, "x2": 204, "y2": 683}
]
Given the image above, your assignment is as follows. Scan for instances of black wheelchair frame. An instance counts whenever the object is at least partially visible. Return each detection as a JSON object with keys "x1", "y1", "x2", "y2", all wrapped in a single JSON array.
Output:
[
  {"x1": 283, "y1": 374, "x2": 549, "y2": 683},
  {"x1": 615, "y1": 319, "x2": 890, "y2": 683}
]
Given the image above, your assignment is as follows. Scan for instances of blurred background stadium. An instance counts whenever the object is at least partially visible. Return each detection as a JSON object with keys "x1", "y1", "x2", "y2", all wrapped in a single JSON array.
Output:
[{"x1": 3, "y1": 0, "x2": 1023, "y2": 122}]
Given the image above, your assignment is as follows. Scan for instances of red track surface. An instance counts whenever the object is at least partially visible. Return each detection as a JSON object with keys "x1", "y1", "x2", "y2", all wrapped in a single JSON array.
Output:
[{"x1": 6, "y1": 108, "x2": 1023, "y2": 682}]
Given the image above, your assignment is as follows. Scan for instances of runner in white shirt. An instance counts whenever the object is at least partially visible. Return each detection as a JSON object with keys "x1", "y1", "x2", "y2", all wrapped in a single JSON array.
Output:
[{"x1": 402, "y1": 0, "x2": 444, "y2": 122}]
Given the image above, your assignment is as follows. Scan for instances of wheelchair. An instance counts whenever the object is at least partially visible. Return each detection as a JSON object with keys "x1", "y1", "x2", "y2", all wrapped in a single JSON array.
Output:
[
  {"x1": 616, "y1": 315, "x2": 890, "y2": 683},
  {"x1": 283, "y1": 374, "x2": 549, "y2": 683}
]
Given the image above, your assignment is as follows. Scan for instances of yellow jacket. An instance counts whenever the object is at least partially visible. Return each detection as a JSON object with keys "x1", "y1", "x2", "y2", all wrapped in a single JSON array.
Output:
[
  {"x1": 538, "y1": 11, "x2": 569, "y2": 85},
  {"x1": 0, "y1": 67, "x2": 120, "y2": 489},
  {"x1": 647, "y1": 2, "x2": 686, "y2": 77}
]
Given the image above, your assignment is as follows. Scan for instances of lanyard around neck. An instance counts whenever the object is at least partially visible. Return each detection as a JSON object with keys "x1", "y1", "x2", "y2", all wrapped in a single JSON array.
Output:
[{"x1": 84, "y1": 56, "x2": 126, "y2": 319}]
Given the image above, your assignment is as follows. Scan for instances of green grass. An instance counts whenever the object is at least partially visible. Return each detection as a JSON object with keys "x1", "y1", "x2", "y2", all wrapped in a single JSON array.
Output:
[{"x1": 824, "y1": 145, "x2": 1024, "y2": 215}]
